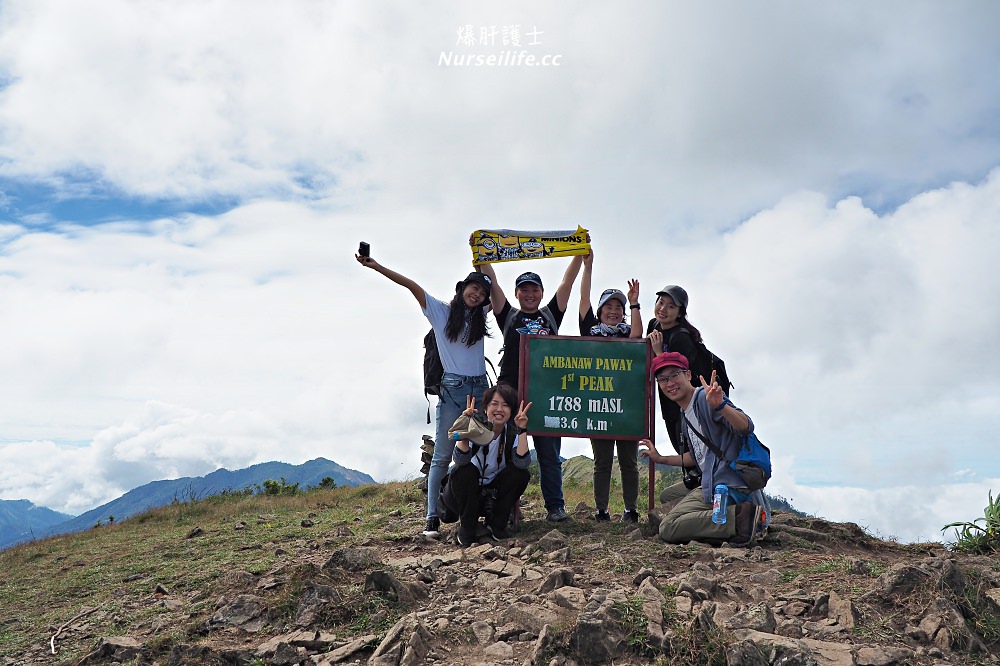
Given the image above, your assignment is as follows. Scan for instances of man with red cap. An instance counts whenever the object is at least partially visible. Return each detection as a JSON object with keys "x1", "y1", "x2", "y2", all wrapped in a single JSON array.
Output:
[{"x1": 640, "y1": 352, "x2": 765, "y2": 546}]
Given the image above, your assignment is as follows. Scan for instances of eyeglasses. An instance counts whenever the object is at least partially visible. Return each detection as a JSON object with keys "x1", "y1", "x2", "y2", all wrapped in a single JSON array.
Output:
[{"x1": 654, "y1": 370, "x2": 687, "y2": 384}]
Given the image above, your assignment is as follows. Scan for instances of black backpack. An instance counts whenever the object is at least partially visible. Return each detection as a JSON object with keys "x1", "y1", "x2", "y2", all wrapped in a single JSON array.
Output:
[
  {"x1": 422, "y1": 329, "x2": 496, "y2": 423},
  {"x1": 668, "y1": 328, "x2": 734, "y2": 395},
  {"x1": 423, "y1": 329, "x2": 444, "y2": 398}
]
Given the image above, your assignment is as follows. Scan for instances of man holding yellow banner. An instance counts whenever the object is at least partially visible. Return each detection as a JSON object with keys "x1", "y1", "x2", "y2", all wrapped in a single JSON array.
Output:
[
  {"x1": 476, "y1": 230, "x2": 587, "y2": 522},
  {"x1": 470, "y1": 226, "x2": 591, "y2": 266}
]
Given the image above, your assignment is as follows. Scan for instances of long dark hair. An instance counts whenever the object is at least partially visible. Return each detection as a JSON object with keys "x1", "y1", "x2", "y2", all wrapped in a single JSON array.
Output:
[
  {"x1": 445, "y1": 289, "x2": 490, "y2": 346},
  {"x1": 677, "y1": 313, "x2": 703, "y2": 343}
]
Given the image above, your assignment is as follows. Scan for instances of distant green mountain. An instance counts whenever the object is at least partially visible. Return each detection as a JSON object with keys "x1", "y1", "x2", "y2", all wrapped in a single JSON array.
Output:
[
  {"x1": 1, "y1": 457, "x2": 374, "y2": 550},
  {"x1": 0, "y1": 499, "x2": 74, "y2": 550},
  {"x1": 561, "y1": 454, "x2": 685, "y2": 487}
]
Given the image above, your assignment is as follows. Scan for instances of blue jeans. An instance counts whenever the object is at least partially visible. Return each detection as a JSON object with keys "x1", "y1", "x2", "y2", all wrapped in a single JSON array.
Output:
[
  {"x1": 426, "y1": 372, "x2": 488, "y2": 519},
  {"x1": 533, "y1": 435, "x2": 564, "y2": 511}
]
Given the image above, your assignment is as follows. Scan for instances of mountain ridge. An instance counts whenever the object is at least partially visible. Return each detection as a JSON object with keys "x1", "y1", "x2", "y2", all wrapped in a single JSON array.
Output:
[{"x1": 0, "y1": 456, "x2": 374, "y2": 550}]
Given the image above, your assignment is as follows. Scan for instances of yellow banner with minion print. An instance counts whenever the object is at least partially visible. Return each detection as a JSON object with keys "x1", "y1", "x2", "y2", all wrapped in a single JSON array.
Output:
[{"x1": 470, "y1": 226, "x2": 591, "y2": 266}]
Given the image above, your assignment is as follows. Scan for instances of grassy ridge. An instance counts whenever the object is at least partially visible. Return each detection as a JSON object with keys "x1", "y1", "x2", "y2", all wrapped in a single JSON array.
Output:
[{"x1": 0, "y1": 456, "x2": 684, "y2": 662}]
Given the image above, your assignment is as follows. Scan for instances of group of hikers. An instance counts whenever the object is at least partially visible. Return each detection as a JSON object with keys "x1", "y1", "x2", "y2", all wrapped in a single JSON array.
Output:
[{"x1": 356, "y1": 240, "x2": 769, "y2": 548}]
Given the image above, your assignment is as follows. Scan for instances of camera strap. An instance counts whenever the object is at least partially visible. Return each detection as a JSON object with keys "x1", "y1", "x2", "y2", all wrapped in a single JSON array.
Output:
[
  {"x1": 676, "y1": 421, "x2": 701, "y2": 474},
  {"x1": 682, "y1": 413, "x2": 728, "y2": 465}
]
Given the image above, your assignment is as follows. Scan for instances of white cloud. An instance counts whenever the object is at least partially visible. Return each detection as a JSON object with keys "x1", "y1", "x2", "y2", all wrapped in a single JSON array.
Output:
[
  {"x1": 0, "y1": 1, "x2": 998, "y2": 542},
  {"x1": 0, "y1": 175, "x2": 995, "y2": 545},
  {"x1": 1, "y1": 1, "x2": 998, "y2": 221},
  {"x1": 770, "y1": 473, "x2": 1000, "y2": 546}
]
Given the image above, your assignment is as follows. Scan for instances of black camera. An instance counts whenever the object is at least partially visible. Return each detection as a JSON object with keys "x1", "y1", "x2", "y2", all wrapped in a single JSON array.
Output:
[
  {"x1": 682, "y1": 469, "x2": 702, "y2": 490},
  {"x1": 358, "y1": 241, "x2": 370, "y2": 257}
]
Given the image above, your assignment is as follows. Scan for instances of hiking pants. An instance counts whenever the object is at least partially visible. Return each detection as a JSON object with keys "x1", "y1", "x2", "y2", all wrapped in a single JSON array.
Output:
[
  {"x1": 427, "y1": 372, "x2": 488, "y2": 519},
  {"x1": 591, "y1": 438, "x2": 639, "y2": 512},
  {"x1": 658, "y1": 487, "x2": 737, "y2": 544},
  {"x1": 440, "y1": 462, "x2": 530, "y2": 537},
  {"x1": 533, "y1": 435, "x2": 564, "y2": 511}
]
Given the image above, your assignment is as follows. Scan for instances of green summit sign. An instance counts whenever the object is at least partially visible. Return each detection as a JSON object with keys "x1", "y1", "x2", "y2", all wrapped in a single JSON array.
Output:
[{"x1": 518, "y1": 335, "x2": 653, "y2": 440}]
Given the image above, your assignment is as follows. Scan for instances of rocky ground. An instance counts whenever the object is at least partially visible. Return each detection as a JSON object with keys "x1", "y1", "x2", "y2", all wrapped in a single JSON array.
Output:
[{"x1": 40, "y1": 497, "x2": 1000, "y2": 666}]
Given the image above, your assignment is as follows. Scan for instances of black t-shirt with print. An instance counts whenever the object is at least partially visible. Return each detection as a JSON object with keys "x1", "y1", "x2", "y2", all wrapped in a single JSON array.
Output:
[{"x1": 495, "y1": 296, "x2": 565, "y2": 387}]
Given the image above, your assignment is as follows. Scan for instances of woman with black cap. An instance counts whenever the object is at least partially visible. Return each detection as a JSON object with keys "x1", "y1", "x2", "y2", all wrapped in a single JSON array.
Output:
[
  {"x1": 646, "y1": 284, "x2": 706, "y2": 481},
  {"x1": 356, "y1": 251, "x2": 492, "y2": 537},
  {"x1": 578, "y1": 249, "x2": 643, "y2": 523}
]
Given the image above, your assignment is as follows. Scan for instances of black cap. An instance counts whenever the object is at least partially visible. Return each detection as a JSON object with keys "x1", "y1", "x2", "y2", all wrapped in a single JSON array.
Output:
[
  {"x1": 655, "y1": 285, "x2": 689, "y2": 310},
  {"x1": 515, "y1": 272, "x2": 543, "y2": 288},
  {"x1": 456, "y1": 272, "x2": 492, "y2": 302}
]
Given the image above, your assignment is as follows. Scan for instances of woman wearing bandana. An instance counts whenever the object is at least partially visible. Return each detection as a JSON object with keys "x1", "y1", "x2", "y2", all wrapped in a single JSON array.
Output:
[{"x1": 577, "y1": 249, "x2": 643, "y2": 523}]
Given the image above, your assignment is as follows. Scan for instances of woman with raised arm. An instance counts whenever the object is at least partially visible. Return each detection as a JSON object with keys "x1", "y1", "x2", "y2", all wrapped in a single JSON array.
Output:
[
  {"x1": 356, "y1": 250, "x2": 492, "y2": 538},
  {"x1": 578, "y1": 249, "x2": 643, "y2": 522},
  {"x1": 439, "y1": 386, "x2": 532, "y2": 545}
]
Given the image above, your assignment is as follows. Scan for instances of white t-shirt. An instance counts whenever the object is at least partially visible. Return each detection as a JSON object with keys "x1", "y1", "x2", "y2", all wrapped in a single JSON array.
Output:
[
  {"x1": 473, "y1": 434, "x2": 505, "y2": 486},
  {"x1": 682, "y1": 400, "x2": 707, "y2": 471},
  {"x1": 422, "y1": 292, "x2": 487, "y2": 377}
]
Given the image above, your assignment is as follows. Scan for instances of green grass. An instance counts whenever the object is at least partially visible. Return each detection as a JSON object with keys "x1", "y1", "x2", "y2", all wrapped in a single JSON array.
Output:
[
  {"x1": 780, "y1": 556, "x2": 891, "y2": 584},
  {"x1": 943, "y1": 491, "x2": 1000, "y2": 554},
  {"x1": 612, "y1": 596, "x2": 659, "y2": 658},
  {"x1": 0, "y1": 482, "x2": 424, "y2": 662},
  {"x1": 956, "y1": 568, "x2": 1000, "y2": 649}
]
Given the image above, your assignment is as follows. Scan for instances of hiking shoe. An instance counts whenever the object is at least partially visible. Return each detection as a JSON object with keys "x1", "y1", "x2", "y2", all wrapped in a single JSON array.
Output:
[
  {"x1": 546, "y1": 507, "x2": 571, "y2": 523},
  {"x1": 487, "y1": 523, "x2": 511, "y2": 540},
  {"x1": 621, "y1": 509, "x2": 640, "y2": 524},
  {"x1": 421, "y1": 517, "x2": 440, "y2": 537},
  {"x1": 594, "y1": 509, "x2": 612, "y2": 522},
  {"x1": 454, "y1": 528, "x2": 474, "y2": 547},
  {"x1": 732, "y1": 503, "x2": 761, "y2": 546}
]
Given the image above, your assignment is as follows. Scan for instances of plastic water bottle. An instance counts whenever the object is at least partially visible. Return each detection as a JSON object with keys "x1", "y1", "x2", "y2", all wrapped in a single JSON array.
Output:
[{"x1": 712, "y1": 484, "x2": 728, "y2": 524}]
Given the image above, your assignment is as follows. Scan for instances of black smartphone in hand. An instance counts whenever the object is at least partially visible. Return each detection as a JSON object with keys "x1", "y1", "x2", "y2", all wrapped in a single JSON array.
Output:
[{"x1": 358, "y1": 241, "x2": 370, "y2": 257}]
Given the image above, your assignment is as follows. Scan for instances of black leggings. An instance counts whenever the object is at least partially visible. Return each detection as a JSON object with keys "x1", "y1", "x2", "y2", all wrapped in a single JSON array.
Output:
[{"x1": 440, "y1": 463, "x2": 529, "y2": 537}]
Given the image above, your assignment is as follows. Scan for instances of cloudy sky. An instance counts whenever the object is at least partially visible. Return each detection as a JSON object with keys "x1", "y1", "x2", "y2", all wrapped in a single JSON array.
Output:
[{"x1": 1, "y1": 0, "x2": 998, "y2": 544}]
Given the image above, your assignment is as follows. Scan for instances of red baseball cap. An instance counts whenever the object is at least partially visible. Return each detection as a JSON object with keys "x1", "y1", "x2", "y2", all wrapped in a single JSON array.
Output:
[{"x1": 650, "y1": 352, "x2": 689, "y2": 376}]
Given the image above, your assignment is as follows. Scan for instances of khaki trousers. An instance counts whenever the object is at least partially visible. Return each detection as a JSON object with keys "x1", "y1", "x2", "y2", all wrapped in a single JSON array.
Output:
[{"x1": 658, "y1": 487, "x2": 737, "y2": 544}]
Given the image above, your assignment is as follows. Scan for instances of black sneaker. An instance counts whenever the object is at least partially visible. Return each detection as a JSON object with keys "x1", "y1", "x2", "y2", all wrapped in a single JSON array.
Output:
[
  {"x1": 594, "y1": 509, "x2": 611, "y2": 522},
  {"x1": 732, "y1": 503, "x2": 761, "y2": 547},
  {"x1": 546, "y1": 507, "x2": 571, "y2": 523},
  {"x1": 621, "y1": 509, "x2": 640, "y2": 524},
  {"x1": 487, "y1": 523, "x2": 511, "y2": 540},
  {"x1": 454, "y1": 528, "x2": 474, "y2": 547},
  {"x1": 421, "y1": 517, "x2": 440, "y2": 537}
]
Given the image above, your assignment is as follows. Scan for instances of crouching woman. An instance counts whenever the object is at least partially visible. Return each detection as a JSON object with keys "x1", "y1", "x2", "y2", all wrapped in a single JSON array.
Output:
[{"x1": 440, "y1": 386, "x2": 532, "y2": 545}]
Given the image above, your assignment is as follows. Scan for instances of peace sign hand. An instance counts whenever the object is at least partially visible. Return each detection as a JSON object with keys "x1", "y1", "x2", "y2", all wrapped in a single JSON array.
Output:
[
  {"x1": 627, "y1": 279, "x2": 639, "y2": 305},
  {"x1": 514, "y1": 401, "x2": 532, "y2": 429},
  {"x1": 700, "y1": 369, "x2": 725, "y2": 409},
  {"x1": 463, "y1": 395, "x2": 479, "y2": 417}
]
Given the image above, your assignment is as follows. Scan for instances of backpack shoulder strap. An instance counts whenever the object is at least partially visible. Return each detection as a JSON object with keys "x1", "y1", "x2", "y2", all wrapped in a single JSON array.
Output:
[
  {"x1": 501, "y1": 307, "x2": 521, "y2": 340},
  {"x1": 539, "y1": 305, "x2": 559, "y2": 334},
  {"x1": 484, "y1": 356, "x2": 497, "y2": 386}
]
